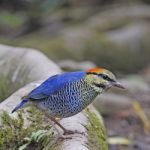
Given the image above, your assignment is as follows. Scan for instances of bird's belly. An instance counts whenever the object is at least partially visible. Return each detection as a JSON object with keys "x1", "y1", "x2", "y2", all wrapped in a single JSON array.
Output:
[
  {"x1": 37, "y1": 96, "x2": 84, "y2": 118},
  {"x1": 36, "y1": 82, "x2": 98, "y2": 118}
]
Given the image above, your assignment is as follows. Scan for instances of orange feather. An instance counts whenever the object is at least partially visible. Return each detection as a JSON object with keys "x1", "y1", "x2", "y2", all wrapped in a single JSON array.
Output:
[{"x1": 86, "y1": 67, "x2": 105, "y2": 74}]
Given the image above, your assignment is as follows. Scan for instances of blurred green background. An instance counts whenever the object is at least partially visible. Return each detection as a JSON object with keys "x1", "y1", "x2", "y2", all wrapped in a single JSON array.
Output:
[
  {"x1": 0, "y1": 0, "x2": 150, "y2": 74},
  {"x1": 0, "y1": 1, "x2": 150, "y2": 150}
]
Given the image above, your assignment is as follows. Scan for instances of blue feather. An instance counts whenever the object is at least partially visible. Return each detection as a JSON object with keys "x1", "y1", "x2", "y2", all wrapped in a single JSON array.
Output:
[
  {"x1": 28, "y1": 71, "x2": 86, "y2": 100},
  {"x1": 11, "y1": 99, "x2": 28, "y2": 113},
  {"x1": 11, "y1": 71, "x2": 85, "y2": 113}
]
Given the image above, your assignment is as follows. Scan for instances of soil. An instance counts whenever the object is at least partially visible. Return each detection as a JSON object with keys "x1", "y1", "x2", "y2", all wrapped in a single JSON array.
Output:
[{"x1": 104, "y1": 92, "x2": 150, "y2": 150}]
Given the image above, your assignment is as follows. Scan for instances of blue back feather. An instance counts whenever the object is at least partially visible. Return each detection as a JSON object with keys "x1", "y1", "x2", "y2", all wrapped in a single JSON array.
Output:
[{"x1": 28, "y1": 71, "x2": 86, "y2": 100}]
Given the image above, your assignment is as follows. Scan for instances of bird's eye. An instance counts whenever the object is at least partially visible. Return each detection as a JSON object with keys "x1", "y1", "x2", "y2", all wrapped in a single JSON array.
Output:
[{"x1": 101, "y1": 74, "x2": 108, "y2": 80}]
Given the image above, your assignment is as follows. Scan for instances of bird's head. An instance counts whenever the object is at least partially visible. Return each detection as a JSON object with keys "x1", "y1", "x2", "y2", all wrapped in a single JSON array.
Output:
[{"x1": 85, "y1": 67, "x2": 125, "y2": 93}]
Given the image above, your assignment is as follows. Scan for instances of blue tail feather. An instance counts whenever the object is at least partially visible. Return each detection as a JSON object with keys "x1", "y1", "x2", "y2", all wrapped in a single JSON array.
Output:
[{"x1": 11, "y1": 99, "x2": 28, "y2": 113}]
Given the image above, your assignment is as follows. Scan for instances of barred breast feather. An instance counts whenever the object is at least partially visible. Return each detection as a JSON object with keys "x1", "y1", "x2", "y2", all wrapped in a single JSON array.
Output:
[{"x1": 36, "y1": 79, "x2": 99, "y2": 118}]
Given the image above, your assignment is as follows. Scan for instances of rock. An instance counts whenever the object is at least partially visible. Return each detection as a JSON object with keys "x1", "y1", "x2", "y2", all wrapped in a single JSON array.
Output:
[
  {"x1": 93, "y1": 93, "x2": 133, "y2": 115},
  {"x1": 120, "y1": 75, "x2": 150, "y2": 93},
  {"x1": 58, "y1": 59, "x2": 96, "y2": 71},
  {"x1": 0, "y1": 44, "x2": 61, "y2": 83},
  {"x1": 142, "y1": 65, "x2": 150, "y2": 83},
  {"x1": 3, "y1": 5, "x2": 150, "y2": 73},
  {"x1": 59, "y1": 5, "x2": 150, "y2": 72},
  {"x1": 87, "y1": 4, "x2": 150, "y2": 31},
  {"x1": 106, "y1": 23, "x2": 150, "y2": 46}
]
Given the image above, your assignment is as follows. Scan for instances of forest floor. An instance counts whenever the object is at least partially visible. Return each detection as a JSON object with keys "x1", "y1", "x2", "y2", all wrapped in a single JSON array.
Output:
[{"x1": 104, "y1": 92, "x2": 150, "y2": 150}]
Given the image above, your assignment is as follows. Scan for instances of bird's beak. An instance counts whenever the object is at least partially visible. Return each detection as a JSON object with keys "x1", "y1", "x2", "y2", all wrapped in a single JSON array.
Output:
[{"x1": 112, "y1": 81, "x2": 126, "y2": 89}]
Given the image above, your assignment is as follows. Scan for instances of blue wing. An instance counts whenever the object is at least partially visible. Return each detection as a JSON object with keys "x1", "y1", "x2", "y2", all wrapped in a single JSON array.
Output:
[{"x1": 27, "y1": 71, "x2": 86, "y2": 100}]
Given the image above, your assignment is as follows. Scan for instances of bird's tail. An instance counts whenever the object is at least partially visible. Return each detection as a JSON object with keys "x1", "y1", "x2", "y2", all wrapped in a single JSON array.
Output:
[{"x1": 11, "y1": 98, "x2": 29, "y2": 113}]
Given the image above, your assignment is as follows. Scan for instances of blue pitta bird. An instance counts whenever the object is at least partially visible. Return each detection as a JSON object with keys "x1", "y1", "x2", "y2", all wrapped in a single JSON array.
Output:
[{"x1": 12, "y1": 67, "x2": 125, "y2": 135}]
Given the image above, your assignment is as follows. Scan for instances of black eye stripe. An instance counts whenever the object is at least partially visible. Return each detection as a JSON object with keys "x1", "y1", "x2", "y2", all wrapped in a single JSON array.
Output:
[
  {"x1": 98, "y1": 74, "x2": 114, "y2": 82},
  {"x1": 87, "y1": 72, "x2": 97, "y2": 75},
  {"x1": 86, "y1": 72, "x2": 114, "y2": 82}
]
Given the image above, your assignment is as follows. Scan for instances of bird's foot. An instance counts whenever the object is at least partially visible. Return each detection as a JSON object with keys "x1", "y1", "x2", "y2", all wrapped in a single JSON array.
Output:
[
  {"x1": 63, "y1": 129, "x2": 84, "y2": 135},
  {"x1": 57, "y1": 134, "x2": 72, "y2": 141}
]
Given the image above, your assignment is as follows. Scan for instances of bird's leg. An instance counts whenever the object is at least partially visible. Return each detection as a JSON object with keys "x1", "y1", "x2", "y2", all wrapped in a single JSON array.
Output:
[
  {"x1": 49, "y1": 117, "x2": 84, "y2": 135},
  {"x1": 47, "y1": 117, "x2": 72, "y2": 140},
  {"x1": 47, "y1": 117, "x2": 62, "y2": 135},
  {"x1": 50, "y1": 117, "x2": 74, "y2": 135}
]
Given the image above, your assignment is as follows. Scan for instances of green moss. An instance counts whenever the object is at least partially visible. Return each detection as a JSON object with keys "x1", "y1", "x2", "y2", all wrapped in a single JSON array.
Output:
[
  {"x1": 0, "y1": 107, "x2": 55, "y2": 150},
  {"x1": 0, "y1": 111, "x2": 27, "y2": 149},
  {"x1": 86, "y1": 109, "x2": 108, "y2": 150},
  {"x1": 0, "y1": 11, "x2": 25, "y2": 28}
]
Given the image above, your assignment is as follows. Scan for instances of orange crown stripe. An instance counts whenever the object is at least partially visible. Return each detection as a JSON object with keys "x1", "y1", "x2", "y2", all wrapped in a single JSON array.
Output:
[{"x1": 86, "y1": 67, "x2": 105, "y2": 73}]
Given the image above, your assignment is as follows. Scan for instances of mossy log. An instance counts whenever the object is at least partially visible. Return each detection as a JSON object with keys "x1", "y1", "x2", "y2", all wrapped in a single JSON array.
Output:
[{"x1": 0, "y1": 44, "x2": 108, "y2": 150}]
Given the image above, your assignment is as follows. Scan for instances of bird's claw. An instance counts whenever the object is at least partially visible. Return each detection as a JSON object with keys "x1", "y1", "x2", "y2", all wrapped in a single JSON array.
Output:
[
  {"x1": 63, "y1": 129, "x2": 84, "y2": 135},
  {"x1": 58, "y1": 135, "x2": 72, "y2": 141},
  {"x1": 57, "y1": 130, "x2": 85, "y2": 141}
]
